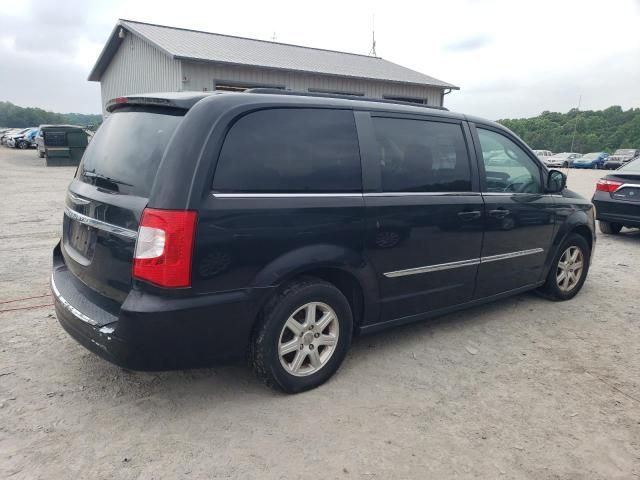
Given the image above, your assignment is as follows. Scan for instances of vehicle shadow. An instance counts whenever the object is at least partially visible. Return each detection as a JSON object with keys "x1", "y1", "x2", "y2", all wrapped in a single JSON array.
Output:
[{"x1": 68, "y1": 289, "x2": 546, "y2": 409}]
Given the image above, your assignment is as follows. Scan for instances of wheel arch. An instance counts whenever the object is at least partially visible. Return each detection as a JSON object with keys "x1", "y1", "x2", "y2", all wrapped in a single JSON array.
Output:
[
  {"x1": 542, "y1": 211, "x2": 595, "y2": 280},
  {"x1": 250, "y1": 245, "x2": 380, "y2": 334}
]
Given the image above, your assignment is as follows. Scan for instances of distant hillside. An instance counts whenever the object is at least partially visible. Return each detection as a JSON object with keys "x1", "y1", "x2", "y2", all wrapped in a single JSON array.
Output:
[
  {"x1": 498, "y1": 106, "x2": 640, "y2": 153},
  {"x1": 0, "y1": 101, "x2": 102, "y2": 129}
]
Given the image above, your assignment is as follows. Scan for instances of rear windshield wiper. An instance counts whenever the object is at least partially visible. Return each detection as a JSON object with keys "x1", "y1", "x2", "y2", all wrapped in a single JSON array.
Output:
[{"x1": 83, "y1": 171, "x2": 133, "y2": 187}]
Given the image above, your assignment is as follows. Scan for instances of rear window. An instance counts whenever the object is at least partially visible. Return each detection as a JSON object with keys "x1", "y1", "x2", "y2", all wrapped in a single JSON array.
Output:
[
  {"x1": 78, "y1": 108, "x2": 183, "y2": 197},
  {"x1": 212, "y1": 108, "x2": 361, "y2": 193}
]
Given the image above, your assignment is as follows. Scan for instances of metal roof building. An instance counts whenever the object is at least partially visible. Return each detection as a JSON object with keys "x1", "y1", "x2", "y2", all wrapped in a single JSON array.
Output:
[{"x1": 90, "y1": 19, "x2": 458, "y2": 113}]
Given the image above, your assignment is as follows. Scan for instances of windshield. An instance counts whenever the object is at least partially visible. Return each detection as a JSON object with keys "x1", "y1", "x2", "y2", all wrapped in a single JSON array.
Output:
[
  {"x1": 550, "y1": 153, "x2": 570, "y2": 159},
  {"x1": 78, "y1": 108, "x2": 183, "y2": 197},
  {"x1": 619, "y1": 158, "x2": 640, "y2": 173},
  {"x1": 581, "y1": 153, "x2": 599, "y2": 159},
  {"x1": 614, "y1": 149, "x2": 635, "y2": 155}
]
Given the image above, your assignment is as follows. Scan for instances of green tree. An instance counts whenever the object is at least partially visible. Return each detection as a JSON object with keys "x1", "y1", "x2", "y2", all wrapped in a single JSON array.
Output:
[
  {"x1": 0, "y1": 101, "x2": 102, "y2": 129},
  {"x1": 497, "y1": 106, "x2": 640, "y2": 153}
]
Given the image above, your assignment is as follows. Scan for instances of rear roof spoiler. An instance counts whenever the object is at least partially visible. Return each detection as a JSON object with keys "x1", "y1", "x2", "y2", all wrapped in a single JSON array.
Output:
[{"x1": 106, "y1": 92, "x2": 221, "y2": 113}]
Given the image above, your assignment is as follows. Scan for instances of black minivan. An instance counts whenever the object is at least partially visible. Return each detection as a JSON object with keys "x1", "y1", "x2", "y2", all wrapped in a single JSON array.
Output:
[{"x1": 52, "y1": 91, "x2": 595, "y2": 393}]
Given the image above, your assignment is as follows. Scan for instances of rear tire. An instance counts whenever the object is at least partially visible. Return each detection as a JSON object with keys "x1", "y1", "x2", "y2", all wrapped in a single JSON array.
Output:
[
  {"x1": 538, "y1": 234, "x2": 590, "y2": 301},
  {"x1": 563, "y1": 161, "x2": 568, "y2": 168},
  {"x1": 38, "y1": 149, "x2": 45, "y2": 158},
  {"x1": 599, "y1": 221, "x2": 622, "y2": 234},
  {"x1": 250, "y1": 277, "x2": 353, "y2": 393}
]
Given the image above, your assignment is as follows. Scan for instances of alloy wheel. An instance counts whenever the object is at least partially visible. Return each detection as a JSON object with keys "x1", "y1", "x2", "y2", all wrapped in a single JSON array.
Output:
[
  {"x1": 278, "y1": 302, "x2": 339, "y2": 377},
  {"x1": 556, "y1": 246, "x2": 584, "y2": 293}
]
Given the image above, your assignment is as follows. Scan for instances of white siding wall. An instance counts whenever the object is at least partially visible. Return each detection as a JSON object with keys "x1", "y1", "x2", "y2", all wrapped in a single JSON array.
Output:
[
  {"x1": 100, "y1": 33, "x2": 182, "y2": 114},
  {"x1": 181, "y1": 62, "x2": 444, "y2": 106}
]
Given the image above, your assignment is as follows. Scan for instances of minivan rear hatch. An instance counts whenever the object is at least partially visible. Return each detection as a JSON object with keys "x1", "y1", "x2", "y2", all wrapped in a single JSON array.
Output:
[{"x1": 61, "y1": 105, "x2": 185, "y2": 304}]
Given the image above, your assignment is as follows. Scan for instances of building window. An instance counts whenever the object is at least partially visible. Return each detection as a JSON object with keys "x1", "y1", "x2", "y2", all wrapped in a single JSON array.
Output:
[
  {"x1": 382, "y1": 95, "x2": 427, "y2": 105},
  {"x1": 308, "y1": 88, "x2": 364, "y2": 97},
  {"x1": 213, "y1": 80, "x2": 285, "y2": 92}
]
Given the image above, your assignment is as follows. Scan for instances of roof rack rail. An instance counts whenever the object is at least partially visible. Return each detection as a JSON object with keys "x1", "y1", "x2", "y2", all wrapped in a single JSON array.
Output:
[{"x1": 244, "y1": 88, "x2": 449, "y2": 111}]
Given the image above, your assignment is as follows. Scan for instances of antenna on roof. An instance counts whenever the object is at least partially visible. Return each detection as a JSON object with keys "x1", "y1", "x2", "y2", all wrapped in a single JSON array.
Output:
[
  {"x1": 368, "y1": 15, "x2": 377, "y2": 56},
  {"x1": 271, "y1": 32, "x2": 277, "y2": 41}
]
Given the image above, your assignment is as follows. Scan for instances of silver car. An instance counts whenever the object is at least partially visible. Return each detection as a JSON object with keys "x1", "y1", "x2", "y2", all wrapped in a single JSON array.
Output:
[{"x1": 543, "y1": 152, "x2": 581, "y2": 168}]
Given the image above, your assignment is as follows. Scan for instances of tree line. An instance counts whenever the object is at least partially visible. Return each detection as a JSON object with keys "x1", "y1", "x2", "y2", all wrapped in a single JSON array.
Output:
[
  {"x1": 0, "y1": 101, "x2": 102, "y2": 129},
  {"x1": 498, "y1": 106, "x2": 640, "y2": 153}
]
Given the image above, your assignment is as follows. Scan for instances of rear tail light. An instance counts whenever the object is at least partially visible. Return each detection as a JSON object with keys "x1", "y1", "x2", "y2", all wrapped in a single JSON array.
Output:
[
  {"x1": 133, "y1": 208, "x2": 198, "y2": 288},
  {"x1": 595, "y1": 179, "x2": 623, "y2": 193}
]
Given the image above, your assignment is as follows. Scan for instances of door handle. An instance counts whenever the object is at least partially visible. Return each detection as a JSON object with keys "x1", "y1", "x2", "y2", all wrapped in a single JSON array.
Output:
[
  {"x1": 489, "y1": 208, "x2": 510, "y2": 219},
  {"x1": 457, "y1": 210, "x2": 482, "y2": 221}
]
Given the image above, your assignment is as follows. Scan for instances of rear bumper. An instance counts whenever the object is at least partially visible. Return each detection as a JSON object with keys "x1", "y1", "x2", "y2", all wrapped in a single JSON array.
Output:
[
  {"x1": 593, "y1": 194, "x2": 640, "y2": 227},
  {"x1": 52, "y1": 244, "x2": 271, "y2": 370}
]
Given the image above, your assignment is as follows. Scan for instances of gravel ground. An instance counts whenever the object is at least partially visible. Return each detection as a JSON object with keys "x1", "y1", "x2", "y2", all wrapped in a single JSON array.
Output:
[{"x1": 0, "y1": 148, "x2": 638, "y2": 479}]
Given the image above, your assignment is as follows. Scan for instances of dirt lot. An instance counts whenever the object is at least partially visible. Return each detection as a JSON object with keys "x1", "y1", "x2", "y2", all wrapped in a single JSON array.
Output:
[{"x1": 0, "y1": 148, "x2": 638, "y2": 479}]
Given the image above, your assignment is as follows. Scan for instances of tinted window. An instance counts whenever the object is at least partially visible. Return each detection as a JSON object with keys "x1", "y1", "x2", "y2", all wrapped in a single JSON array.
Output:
[
  {"x1": 371, "y1": 117, "x2": 472, "y2": 192},
  {"x1": 477, "y1": 128, "x2": 542, "y2": 193},
  {"x1": 78, "y1": 108, "x2": 183, "y2": 197},
  {"x1": 213, "y1": 109, "x2": 361, "y2": 193}
]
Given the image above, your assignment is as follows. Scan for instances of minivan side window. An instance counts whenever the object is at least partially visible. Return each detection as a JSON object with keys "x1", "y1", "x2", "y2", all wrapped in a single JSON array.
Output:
[
  {"x1": 213, "y1": 109, "x2": 361, "y2": 193},
  {"x1": 477, "y1": 128, "x2": 542, "y2": 194},
  {"x1": 371, "y1": 117, "x2": 472, "y2": 192}
]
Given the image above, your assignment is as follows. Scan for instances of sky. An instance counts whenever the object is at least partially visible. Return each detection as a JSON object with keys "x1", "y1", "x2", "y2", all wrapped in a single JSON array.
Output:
[{"x1": 0, "y1": 0, "x2": 639, "y2": 119}]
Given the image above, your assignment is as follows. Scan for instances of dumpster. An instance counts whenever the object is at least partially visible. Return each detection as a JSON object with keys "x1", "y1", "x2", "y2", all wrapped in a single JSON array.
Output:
[{"x1": 36, "y1": 125, "x2": 89, "y2": 167}]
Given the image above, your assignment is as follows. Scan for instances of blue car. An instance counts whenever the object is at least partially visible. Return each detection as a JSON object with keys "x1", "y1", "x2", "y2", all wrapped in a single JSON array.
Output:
[{"x1": 571, "y1": 152, "x2": 609, "y2": 169}]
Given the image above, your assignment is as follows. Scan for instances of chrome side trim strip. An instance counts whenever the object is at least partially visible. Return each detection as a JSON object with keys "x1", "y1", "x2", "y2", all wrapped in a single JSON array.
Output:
[
  {"x1": 480, "y1": 248, "x2": 544, "y2": 264},
  {"x1": 481, "y1": 192, "x2": 549, "y2": 196},
  {"x1": 383, "y1": 248, "x2": 545, "y2": 278},
  {"x1": 384, "y1": 258, "x2": 480, "y2": 278},
  {"x1": 212, "y1": 192, "x2": 481, "y2": 198},
  {"x1": 615, "y1": 183, "x2": 640, "y2": 192},
  {"x1": 50, "y1": 274, "x2": 98, "y2": 326},
  {"x1": 212, "y1": 193, "x2": 363, "y2": 198},
  {"x1": 364, "y1": 192, "x2": 480, "y2": 197},
  {"x1": 64, "y1": 207, "x2": 138, "y2": 239}
]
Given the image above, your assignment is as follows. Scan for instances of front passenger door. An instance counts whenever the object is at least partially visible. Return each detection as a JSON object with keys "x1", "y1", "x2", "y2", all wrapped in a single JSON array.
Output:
[{"x1": 473, "y1": 126, "x2": 556, "y2": 298}]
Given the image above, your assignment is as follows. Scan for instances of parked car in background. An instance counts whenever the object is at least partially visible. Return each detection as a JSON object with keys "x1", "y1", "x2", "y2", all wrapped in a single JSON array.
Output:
[
  {"x1": 543, "y1": 152, "x2": 581, "y2": 168},
  {"x1": 603, "y1": 149, "x2": 640, "y2": 170},
  {"x1": 572, "y1": 152, "x2": 609, "y2": 169},
  {"x1": 7, "y1": 127, "x2": 38, "y2": 149},
  {"x1": 6, "y1": 128, "x2": 34, "y2": 148},
  {"x1": 533, "y1": 150, "x2": 553, "y2": 162},
  {"x1": 1, "y1": 128, "x2": 22, "y2": 145},
  {"x1": 0, "y1": 128, "x2": 11, "y2": 141},
  {"x1": 592, "y1": 158, "x2": 640, "y2": 233},
  {"x1": 51, "y1": 91, "x2": 596, "y2": 393}
]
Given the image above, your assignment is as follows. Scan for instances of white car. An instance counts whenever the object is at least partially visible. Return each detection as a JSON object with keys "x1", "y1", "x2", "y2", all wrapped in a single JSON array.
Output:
[
  {"x1": 543, "y1": 152, "x2": 581, "y2": 168},
  {"x1": 533, "y1": 150, "x2": 553, "y2": 161}
]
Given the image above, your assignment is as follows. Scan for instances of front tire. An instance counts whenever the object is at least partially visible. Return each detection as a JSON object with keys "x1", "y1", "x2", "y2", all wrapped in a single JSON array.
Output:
[
  {"x1": 538, "y1": 234, "x2": 590, "y2": 301},
  {"x1": 599, "y1": 221, "x2": 622, "y2": 234},
  {"x1": 251, "y1": 277, "x2": 353, "y2": 393}
]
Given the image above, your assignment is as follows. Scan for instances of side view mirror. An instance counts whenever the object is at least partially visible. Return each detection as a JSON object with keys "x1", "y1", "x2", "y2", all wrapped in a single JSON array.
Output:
[{"x1": 546, "y1": 169, "x2": 566, "y2": 193}]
